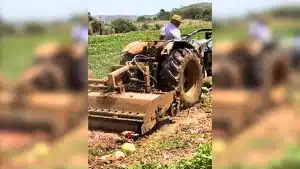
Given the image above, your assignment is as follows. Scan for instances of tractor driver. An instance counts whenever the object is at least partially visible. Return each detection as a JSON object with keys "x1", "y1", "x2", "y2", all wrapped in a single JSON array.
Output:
[
  {"x1": 70, "y1": 23, "x2": 88, "y2": 91},
  {"x1": 248, "y1": 16, "x2": 274, "y2": 53},
  {"x1": 160, "y1": 15, "x2": 183, "y2": 40}
]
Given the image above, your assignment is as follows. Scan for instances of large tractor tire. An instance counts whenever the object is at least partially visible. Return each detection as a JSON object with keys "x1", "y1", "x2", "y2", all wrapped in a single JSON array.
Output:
[
  {"x1": 203, "y1": 50, "x2": 212, "y2": 77},
  {"x1": 261, "y1": 48, "x2": 290, "y2": 109},
  {"x1": 160, "y1": 49, "x2": 203, "y2": 107},
  {"x1": 0, "y1": 73, "x2": 6, "y2": 91},
  {"x1": 213, "y1": 61, "x2": 242, "y2": 88},
  {"x1": 17, "y1": 64, "x2": 66, "y2": 92}
]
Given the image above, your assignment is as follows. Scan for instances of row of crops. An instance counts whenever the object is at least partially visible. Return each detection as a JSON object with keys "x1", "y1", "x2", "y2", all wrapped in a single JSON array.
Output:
[{"x1": 88, "y1": 24, "x2": 212, "y2": 78}]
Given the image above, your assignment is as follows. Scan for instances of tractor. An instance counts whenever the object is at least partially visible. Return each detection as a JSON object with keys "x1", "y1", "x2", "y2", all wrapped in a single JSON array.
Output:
[
  {"x1": 212, "y1": 38, "x2": 291, "y2": 140},
  {"x1": 88, "y1": 28, "x2": 212, "y2": 135},
  {"x1": 0, "y1": 42, "x2": 87, "y2": 167}
]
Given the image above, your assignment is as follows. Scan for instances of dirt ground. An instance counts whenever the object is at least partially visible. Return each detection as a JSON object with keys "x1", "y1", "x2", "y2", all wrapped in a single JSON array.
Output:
[
  {"x1": 88, "y1": 79, "x2": 212, "y2": 169},
  {"x1": 2, "y1": 119, "x2": 88, "y2": 169},
  {"x1": 214, "y1": 105, "x2": 300, "y2": 168},
  {"x1": 213, "y1": 72, "x2": 300, "y2": 168}
]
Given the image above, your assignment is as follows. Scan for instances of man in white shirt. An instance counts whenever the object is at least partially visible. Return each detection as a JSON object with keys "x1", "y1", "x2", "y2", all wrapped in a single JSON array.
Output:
[
  {"x1": 248, "y1": 18, "x2": 272, "y2": 45},
  {"x1": 247, "y1": 16, "x2": 276, "y2": 56},
  {"x1": 71, "y1": 23, "x2": 88, "y2": 91},
  {"x1": 248, "y1": 16, "x2": 276, "y2": 51},
  {"x1": 160, "y1": 15, "x2": 183, "y2": 40},
  {"x1": 72, "y1": 24, "x2": 88, "y2": 46}
]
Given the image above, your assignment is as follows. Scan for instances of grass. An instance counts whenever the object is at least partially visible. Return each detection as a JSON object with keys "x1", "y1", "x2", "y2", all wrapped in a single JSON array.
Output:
[
  {"x1": 88, "y1": 22, "x2": 212, "y2": 78},
  {"x1": 0, "y1": 31, "x2": 71, "y2": 80},
  {"x1": 266, "y1": 144, "x2": 300, "y2": 169},
  {"x1": 214, "y1": 18, "x2": 300, "y2": 41},
  {"x1": 217, "y1": 143, "x2": 300, "y2": 169},
  {"x1": 126, "y1": 142, "x2": 212, "y2": 169},
  {"x1": 151, "y1": 136, "x2": 189, "y2": 151},
  {"x1": 25, "y1": 121, "x2": 88, "y2": 169}
]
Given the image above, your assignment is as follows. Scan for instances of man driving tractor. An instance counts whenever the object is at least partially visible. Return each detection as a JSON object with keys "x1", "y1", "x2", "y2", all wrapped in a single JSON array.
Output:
[
  {"x1": 248, "y1": 15, "x2": 276, "y2": 54},
  {"x1": 160, "y1": 15, "x2": 183, "y2": 40}
]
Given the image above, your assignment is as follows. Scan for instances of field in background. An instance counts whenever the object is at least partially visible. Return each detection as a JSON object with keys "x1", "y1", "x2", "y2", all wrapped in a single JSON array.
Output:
[
  {"x1": 0, "y1": 26, "x2": 72, "y2": 81},
  {"x1": 214, "y1": 18, "x2": 300, "y2": 41},
  {"x1": 88, "y1": 22, "x2": 212, "y2": 78},
  {"x1": 135, "y1": 19, "x2": 211, "y2": 29}
]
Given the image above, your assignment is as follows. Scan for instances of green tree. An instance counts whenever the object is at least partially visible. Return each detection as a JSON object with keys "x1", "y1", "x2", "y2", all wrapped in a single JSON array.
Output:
[
  {"x1": 141, "y1": 23, "x2": 149, "y2": 31},
  {"x1": 111, "y1": 18, "x2": 137, "y2": 34},
  {"x1": 137, "y1": 16, "x2": 147, "y2": 22},
  {"x1": 157, "y1": 9, "x2": 170, "y2": 20},
  {"x1": 88, "y1": 12, "x2": 93, "y2": 21},
  {"x1": 154, "y1": 24, "x2": 161, "y2": 30},
  {"x1": 0, "y1": 23, "x2": 16, "y2": 35},
  {"x1": 89, "y1": 19, "x2": 103, "y2": 35},
  {"x1": 24, "y1": 22, "x2": 45, "y2": 34},
  {"x1": 202, "y1": 8, "x2": 212, "y2": 21}
]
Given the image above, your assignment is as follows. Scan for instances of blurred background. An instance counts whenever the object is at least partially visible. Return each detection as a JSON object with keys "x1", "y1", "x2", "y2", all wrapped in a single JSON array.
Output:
[
  {"x1": 213, "y1": 0, "x2": 300, "y2": 168},
  {"x1": 0, "y1": 0, "x2": 87, "y2": 168}
]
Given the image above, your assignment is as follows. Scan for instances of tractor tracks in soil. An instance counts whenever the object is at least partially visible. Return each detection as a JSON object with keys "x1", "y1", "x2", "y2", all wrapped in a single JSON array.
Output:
[{"x1": 88, "y1": 91, "x2": 212, "y2": 169}]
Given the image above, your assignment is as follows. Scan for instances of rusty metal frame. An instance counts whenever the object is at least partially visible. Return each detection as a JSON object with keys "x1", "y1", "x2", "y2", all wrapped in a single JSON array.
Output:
[
  {"x1": 88, "y1": 90, "x2": 175, "y2": 135},
  {"x1": 0, "y1": 91, "x2": 86, "y2": 136},
  {"x1": 88, "y1": 63, "x2": 151, "y2": 93}
]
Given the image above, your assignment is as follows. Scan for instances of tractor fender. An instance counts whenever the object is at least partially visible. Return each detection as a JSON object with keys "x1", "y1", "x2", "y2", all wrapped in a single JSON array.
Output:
[
  {"x1": 122, "y1": 41, "x2": 149, "y2": 55},
  {"x1": 161, "y1": 41, "x2": 194, "y2": 55}
]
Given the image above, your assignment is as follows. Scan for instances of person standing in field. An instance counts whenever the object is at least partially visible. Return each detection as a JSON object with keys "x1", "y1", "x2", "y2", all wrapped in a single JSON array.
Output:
[{"x1": 160, "y1": 15, "x2": 183, "y2": 40}]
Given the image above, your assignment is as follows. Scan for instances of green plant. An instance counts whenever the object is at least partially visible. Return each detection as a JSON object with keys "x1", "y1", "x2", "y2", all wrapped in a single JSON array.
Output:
[
  {"x1": 126, "y1": 143, "x2": 212, "y2": 169},
  {"x1": 111, "y1": 18, "x2": 137, "y2": 34},
  {"x1": 141, "y1": 23, "x2": 149, "y2": 31},
  {"x1": 89, "y1": 19, "x2": 103, "y2": 35},
  {"x1": 137, "y1": 16, "x2": 147, "y2": 22},
  {"x1": 267, "y1": 144, "x2": 300, "y2": 169},
  {"x1": 88, "y1": 25, "x2": 211, "y2": 78},
  {"x1": 177, "y1": 143, "x2": 212, "y2": 169},
  {"x1": 24, "y1": 22, "x2": 45, "y2": 34},
  {"x1": 155, "y1": 24, "x2": 162, "y2": 30}
]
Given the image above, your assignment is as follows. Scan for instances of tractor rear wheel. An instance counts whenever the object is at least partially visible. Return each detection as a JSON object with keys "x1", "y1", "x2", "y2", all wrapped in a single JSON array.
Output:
[
  {"x1": 0, "y1": 73, "x2": 5, "y2": 91},
  {"x1": 18, "y1": 64, "x2": 66, "y2": 92},
  {"x1": 160, "y1": 49, "x2": 203, "y2": 107},
  {"x1": 261, "y1": 49, "x2": 290, "y2": 109},
  {"x1": 213, "y1": 61, "x2": 242, "y2": 88}
]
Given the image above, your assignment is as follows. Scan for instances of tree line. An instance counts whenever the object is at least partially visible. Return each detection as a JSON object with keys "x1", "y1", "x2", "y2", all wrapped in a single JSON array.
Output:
[
  {"x1": 0, "y1": 15, "x2": 84, "y2": 36},
  {"x1": 155, "y1": 5, "x2": 212, "y2": 21},
  {"x1": 89, "y1": 4, "x2": 212, "y2": 35},
  {"x1": 0, "y1": 21, "x2": 46, "y2": 36}
]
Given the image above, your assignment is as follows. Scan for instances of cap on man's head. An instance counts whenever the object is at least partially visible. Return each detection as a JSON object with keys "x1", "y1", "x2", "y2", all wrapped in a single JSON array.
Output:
[{"x1": 171, "y1": 15, "x2": 183, "y2": 23}]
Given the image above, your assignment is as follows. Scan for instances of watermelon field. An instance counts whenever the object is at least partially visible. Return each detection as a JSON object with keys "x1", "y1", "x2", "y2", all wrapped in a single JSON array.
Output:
[
  {"x1": 88, "y1": 24, "x2": 211, "y2": 78},
  {"x1": 88, "y1": 22, "x2": 213, "y2": 169}
]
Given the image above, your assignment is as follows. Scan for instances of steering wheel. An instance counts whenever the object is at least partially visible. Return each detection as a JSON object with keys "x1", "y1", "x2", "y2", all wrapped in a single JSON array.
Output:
[
  {"x1": 205, "y1": 38, "x2": 212, "y2": 51},
  {"x1": 182, "y1": 34, "x2": 192, "y2": 41}
]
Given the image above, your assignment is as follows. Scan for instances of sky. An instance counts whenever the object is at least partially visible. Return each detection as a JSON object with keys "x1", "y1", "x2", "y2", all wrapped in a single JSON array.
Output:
[
  {"x1": 87, "y1": 0, "x2": 212, "y2": 16},
  {"x1": 1, "y1": 0, "x2": 299, "y2": 21},
  {"x1": 213, "y1": 0, "x2": 299, "y2": 19},
  {"x1": 1, "y1": 0, "x2": 87, "y2": 22}
]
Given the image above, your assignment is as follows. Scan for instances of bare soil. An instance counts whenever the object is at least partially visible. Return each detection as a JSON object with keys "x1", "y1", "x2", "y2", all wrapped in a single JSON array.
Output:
[
  {"x1": 88, "y1": 79, "x2": 212, "y2": 169},
  {"x1": 213, "y1": 72, "x2": 300, "y2": 168}
]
